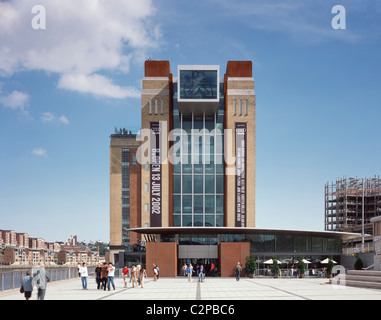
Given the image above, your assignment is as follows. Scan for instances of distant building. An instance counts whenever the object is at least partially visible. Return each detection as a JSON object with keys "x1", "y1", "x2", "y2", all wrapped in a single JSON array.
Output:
[{"x1": 0, "y1": 230, "x2": 98, "y2": 266}]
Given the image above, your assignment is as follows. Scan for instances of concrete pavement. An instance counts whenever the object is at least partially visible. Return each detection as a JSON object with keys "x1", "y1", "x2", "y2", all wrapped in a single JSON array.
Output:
[{"x1": 2, "y1": 276, "x2": 381, "y2": 300}]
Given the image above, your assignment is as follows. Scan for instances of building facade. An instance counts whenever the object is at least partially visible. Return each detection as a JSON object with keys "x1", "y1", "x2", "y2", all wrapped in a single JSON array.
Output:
[{"x1": 110, "y1": 60, "x2": 359, "y2": 276}]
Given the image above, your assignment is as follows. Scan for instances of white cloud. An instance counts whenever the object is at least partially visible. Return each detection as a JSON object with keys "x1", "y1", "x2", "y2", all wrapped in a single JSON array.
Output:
[
  {"x1": 41, "y1": 112, "x2": 55, "y2": 122},
  {"x1": 1, "y1": 90, "x2": 29, "y2": 110},
  {"x1": 0, "y1": 0, "x2": 160, "y2": 98},
  {"x1": 58, "y1": 73, "x2": 140, "y2": 99},
  {"x1": 0, "y1": 90, "x2": 31, "y2": 118},
  {"x1": 58, "y1": 115, "x2": 69, "y2": 125},
  {"x1": 41, "y1": 112, "x2": 69, "y2": 125},
  {"x1": 32, "y1": 147, "x2": 47, "y2": 157}
]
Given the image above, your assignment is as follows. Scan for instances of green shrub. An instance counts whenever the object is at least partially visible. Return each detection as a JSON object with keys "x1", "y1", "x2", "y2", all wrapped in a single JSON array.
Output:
[
  {"x1": 354, "y1": 253, "x2": 364, "y2": 270},
  {"x1": 245, "y1": 255, "x2": 257, "y2": 275},
  {"x1": 271, "y1": 255, "x2": 280, "y2": 276}
]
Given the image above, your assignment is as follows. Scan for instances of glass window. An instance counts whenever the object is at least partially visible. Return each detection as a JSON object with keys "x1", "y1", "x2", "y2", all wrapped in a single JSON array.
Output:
[
  {"x1": 183, "y1": 215, "x2": 192, "y2": 227},
  {"x1": 275, "y1": 235, "x2": 294, "y2": 252},
  {"x1": 216, "y1": 195, "x2": 223, "y2": 213},
  {"x1": 205, "y1": 135, "x2": 214, "y2": 156},
  {"x1": 194, "y1": 163, "x2": 203, "y2": 174},
  {"x1": 173, "y1": 175, "x2": 181, "y2": 193},
  {"x1": 182, "y1": 164, "x2": 192, "y2": 174},
  {"x1": 173, "y1": 163, "x2": 181, "y2": 174},
  {"x1": 182, "y1": 136, "x2": 191, "y2": 154},
  {"x1": 205, "y1": 215, "x2": 215, "y2": 227},
  {"x1": 173, "y1": 215, "x2": 181, "y2": 227},
  {"x1": 216, "y1": 175, "x2": 224, "y2": 194},
  {"x1": 173, "y1": 195, "x2": 181, "y2": 213},
  {"x1": 173, "y1": 114, "x2": 181, "y2": 129},
  {"x1": 216, "y1": 113, "x2": 224, "y2": 132},
  {"x1": 246, "y1": 234, "x2": 265, "y2": 253},
  {"x1": 193, "y1": 115, "x2": 203, "y2": 130},
  {"x1": 194, "y1": 195, "x2": 203, "y2": 213},
  {"x1": 205, "y1": 195, "x2": 214, "y2": 213},
  {"x1": 194, "y1": 175, "x2": 203, "y2": 194},
  {"x1": 264, "y1": 235, "x2": 275, "y2": 252},
  {"x1": 182, "y1": 115, "x2": 192, "y2": 133},
  {"x1": 312, "y1": 237, "x2": 323, "y2": 252},
  {"x1": 215, "y1": 135, "x2": 224, "y2": 154},
  {"x1": 182, "y1": 195, "x2": 192, "y2": 213},
  {"x1": 294, "y1": 236, "x2": 310, "y2": 252},
  {"x1": 205, "y1": 115, "x2": 215, "y2": 131},
  {"x1": 205, "y1": 175, "x2": 215, "y2": 193},
  {"x1": 216, "y1": 215, "x2": 224, "y2": 227},
  {"x1": 192, "y1": 135, "x2": 203, "y2": 158},
  {"x1": 194, "y1": 215, "x2": 203, "y2": 227},
  {"x1": 204, "y1": 157, "x2": 214, "y2": 174},
  {"x1": 182, "y1": 175, "x2": 192, "y2": 194}
]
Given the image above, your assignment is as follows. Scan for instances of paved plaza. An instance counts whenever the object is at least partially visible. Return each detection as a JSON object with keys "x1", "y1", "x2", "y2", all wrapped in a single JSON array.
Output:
[{"x1": 2, "y1": 275, "x2": 381, "y2": 300}]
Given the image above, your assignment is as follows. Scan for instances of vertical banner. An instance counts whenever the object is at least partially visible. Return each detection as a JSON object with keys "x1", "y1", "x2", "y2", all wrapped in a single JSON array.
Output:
[
  {"x1": 235, "y1": 122, "x2": 247, "y2": 227},
  {"x1": 150, "y1": 122, "x2": 162, "y2": 227}
]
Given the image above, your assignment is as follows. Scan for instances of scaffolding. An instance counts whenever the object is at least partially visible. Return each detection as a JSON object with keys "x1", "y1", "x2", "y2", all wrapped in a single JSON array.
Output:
[{"x1": 325, "y1": 176, "x2": 381, "y2": 236}]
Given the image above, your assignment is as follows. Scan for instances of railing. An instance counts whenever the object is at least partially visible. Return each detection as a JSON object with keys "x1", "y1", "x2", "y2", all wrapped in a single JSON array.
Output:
[
  {"x1": 0, "y1": 267, "x2": 95, "y2": 292},
  {"x1": 254, "y1": 268, "x2": 326, "y2": 278}
]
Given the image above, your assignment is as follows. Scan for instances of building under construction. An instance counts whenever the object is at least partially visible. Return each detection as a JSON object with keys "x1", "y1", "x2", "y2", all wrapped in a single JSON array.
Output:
[{"x1": 325, "y1": 176, "x2": 381, "y2": 237}]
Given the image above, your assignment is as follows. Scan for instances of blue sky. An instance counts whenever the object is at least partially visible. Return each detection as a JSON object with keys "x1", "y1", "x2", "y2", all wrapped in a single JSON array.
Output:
[{"x1": 0, "y1": 0, "x2": 380, "y2": 242}]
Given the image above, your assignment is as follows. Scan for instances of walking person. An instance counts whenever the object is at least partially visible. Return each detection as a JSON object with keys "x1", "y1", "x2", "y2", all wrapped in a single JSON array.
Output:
[
  {"x1": 235, "y1": 262, "x2": 242, "y2": 281},
  {"x1": 153, "y1": 264, "x2": 158, "y2": 282},
  {"x1": 187, "y1": 264, "x2": 193, "y2": 282},
  {"x1": 131, "y1": 264, "x2": 138, "y2": 288},
  {"x1": 20, "y1": 270, "x2": 33, "y2": 300},
  {"x1": 100, "y1": 262, "x2": 108, "y2": 291},
  {"x1": 107, "y1": 262, "x2": 116, "y2": 291},
  {"x1": 182, "y1": 263, "x2": 187, "y2": 276},
  {"x1": 33, "y1": 265, "x2": 50, "y2": 300},
  {"x1": 79, "y1": 262, "x2": 88, "y2": 290},
  {"x1": 156, "y1": 265, "x2": 160, "y2": 280},
  {"x1": 137, "y1": 262, "x2": 141, "y2": 285},
  {"x1": 198, "y1": 264, "x2": 205, "y2": 282},
  {"x1": 122, "y1": 266, "x2": 129, "y2": 288},
  {"x1": 94, "y1": 263, "x2": 102, "y2": 289},
  {"x1": 139, "y1": 266, "x2": 147, "y2": 288}
]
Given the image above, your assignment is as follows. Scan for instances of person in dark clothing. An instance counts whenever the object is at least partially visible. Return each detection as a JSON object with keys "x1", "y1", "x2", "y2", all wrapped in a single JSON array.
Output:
[
  {"x1": 100, "y1": 262, "x2": 108, "y2": 291},
  {"x1": 94, "y1": 263, "x2": 102, "y2": 289}
]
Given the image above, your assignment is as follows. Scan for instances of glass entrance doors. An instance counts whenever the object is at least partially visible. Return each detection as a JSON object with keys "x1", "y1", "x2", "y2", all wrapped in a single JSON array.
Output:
[{"x1": 178, "y1": 258, "x2": 219, "y2": 277}]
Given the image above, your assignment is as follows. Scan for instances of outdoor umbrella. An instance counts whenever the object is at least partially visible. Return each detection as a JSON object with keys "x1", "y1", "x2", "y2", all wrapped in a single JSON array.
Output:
[
  {"x1": 321, "y1": 258, "x2": 337, "y2": 264},
  {"x1": 264, "y1": 259, "x2": 282, "y2": 264},
  {"x1": 295, "y1": 259, "x2": 311, "y2": 264}
]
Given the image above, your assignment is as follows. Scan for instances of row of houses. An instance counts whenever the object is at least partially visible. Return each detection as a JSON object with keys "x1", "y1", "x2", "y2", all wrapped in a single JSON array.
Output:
[{"x1": 0, "y1": 230, "x2": 102, "y2": 266}]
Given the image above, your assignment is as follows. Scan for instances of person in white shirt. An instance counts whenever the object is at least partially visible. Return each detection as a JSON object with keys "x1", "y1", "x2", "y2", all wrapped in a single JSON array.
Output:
[
  {"x1": 79, "y1": 263, "x2": 88, "y2": 289},
  {"x1": 107, "y1": 262, "x2": 115, "y2": 291}
]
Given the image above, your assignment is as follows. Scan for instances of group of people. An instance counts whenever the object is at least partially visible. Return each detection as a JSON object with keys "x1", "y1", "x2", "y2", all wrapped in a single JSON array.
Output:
[
  {"x1": 20, "y1": 265, "x2": 51, "y2": 300},
  {"x1": 183, "y1": 263, "x2": 208, "y2": 282},
  {"x1": 121, "y1": 263, "x2": 148, "y2": 288},
  {"x1": 91, "y1": 262, "x2": 116, "y2": 291}
]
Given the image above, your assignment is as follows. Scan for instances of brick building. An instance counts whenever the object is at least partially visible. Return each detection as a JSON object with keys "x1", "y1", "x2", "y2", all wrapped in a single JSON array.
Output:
[{"x1": 110, "y1": 60, "x2": 359, "y2": 277}]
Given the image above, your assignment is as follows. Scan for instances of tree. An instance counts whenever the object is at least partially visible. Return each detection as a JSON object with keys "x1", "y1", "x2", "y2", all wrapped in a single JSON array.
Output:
[
  {"x1": 354, "y1": 253, "x2": 364, "y2": 270},
  {"x1": 327, "y1": 254, "x2": 335, "y2": 276},
  {"x1": 271, "y1": 255, "x2": 280, "y2": 278},
  {"x1": 245, "y1": 255, "x2": 257, "y2": 277},
  {"x1": 297, "y1": 254, "x2": 306, "y2": 278}
]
